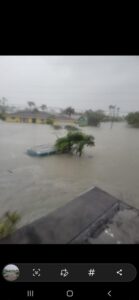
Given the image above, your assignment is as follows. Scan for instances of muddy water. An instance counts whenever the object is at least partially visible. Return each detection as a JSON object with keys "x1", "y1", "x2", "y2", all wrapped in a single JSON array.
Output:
[{"x1": 0, "y1": 121, "x2": 139, "y2": 227}]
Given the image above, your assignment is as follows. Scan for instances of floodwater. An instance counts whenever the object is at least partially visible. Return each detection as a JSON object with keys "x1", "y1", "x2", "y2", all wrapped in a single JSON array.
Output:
[{"x1": 0, "y1": 121, "x2": 139, "y2": 227}]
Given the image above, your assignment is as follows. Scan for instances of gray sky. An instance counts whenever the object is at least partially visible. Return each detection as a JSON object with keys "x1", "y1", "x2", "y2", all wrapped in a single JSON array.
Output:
[{"x1": 0, "y1": 56, "x2": 139, "y2": 112}]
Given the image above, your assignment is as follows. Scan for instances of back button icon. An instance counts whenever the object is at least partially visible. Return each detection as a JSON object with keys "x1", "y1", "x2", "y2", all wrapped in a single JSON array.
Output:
[{"x1": 107, "y1": 290, "x2": 112, "y2": 297}]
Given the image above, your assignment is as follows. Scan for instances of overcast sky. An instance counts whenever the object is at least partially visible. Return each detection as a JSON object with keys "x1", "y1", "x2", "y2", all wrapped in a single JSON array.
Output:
[{"x1": 0, "y1": 56, "x2": 139, "y2": 112}]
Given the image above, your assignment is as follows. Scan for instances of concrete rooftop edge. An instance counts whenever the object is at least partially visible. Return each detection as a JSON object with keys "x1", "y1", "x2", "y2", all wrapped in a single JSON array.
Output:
[{"x1": 0, "y1": 186, "x2": 131, "y2": 244}]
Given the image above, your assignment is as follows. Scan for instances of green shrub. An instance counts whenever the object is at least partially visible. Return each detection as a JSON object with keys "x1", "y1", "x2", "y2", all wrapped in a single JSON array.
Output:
[
  {"x1": 55, "y1": 131, "x2": 95, "y2": 156},
  {"x1": 125, "y1": 112, "x2": 139, "y2": 128},
  {"x1": 0, "y1": 211, "x2": 21, "y2": 239},
  {"x1": 53, "y1": 124, "x2": 62, "y2": 129},
  {"x1": 0, "y1": 113, "x2": 6, "y2": 120},
  {"x1": 46, "y1": 118, "x2": 54, "y2": 125},
  {"x1": 64, "y1": 125, "x2": 79, "y2": 131}
]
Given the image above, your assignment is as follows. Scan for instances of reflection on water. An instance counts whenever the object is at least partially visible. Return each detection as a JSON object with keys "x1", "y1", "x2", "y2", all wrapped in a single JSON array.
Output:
[{"x1": 0, "y1": 122, "x2": 139, "y2": 227}]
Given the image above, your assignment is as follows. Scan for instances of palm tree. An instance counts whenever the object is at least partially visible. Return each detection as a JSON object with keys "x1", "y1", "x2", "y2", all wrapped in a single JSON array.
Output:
[
  {"x1": 27, "y1": 101, "x2": 35, "y2": 111},
  {"x1": 109, "y1": 105, "x2": 116, "y2": 118},
  {"x1": 74, "y1": 134, "x2": 95, "y2": 156},
  {"x1": 117, "y1": 107, "x2": 120, "y2": 117},
  {"x1": 63, "y1": 107, "x2": 75, "y2": 117},
  {"x1": 55, "y1": 132, "x2": 95, "y2": 157},
  {"x1": 112, "y1": 105, "x2": 116, "y2": 118},
  {"x1": 40, "y1": 104, "x2": 47, "y2": 111},
  {"x1": 1, "y1": 97, "x2": 8, "y2": 105},
  {"x1": 109, "y1": 105, "x2": 113, "y2": 117},
  {"x1": 0, "y1": 97, "x2": 8, "y2": 113},
  {"x1": 109, "y1": 105, "x2": 116, "y2": 128}
]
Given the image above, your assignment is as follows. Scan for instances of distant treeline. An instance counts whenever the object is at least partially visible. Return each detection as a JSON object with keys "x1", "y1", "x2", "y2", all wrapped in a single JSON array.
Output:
[
  {"x1": 125, "y1": 112, "x2": 139, "y2": 128},
  {"x1": 84, "y1": 109, "x2": 124, "y2": 127},
  {"x1": 1, "y1": 98, "x2": 139, "y2": 128}
]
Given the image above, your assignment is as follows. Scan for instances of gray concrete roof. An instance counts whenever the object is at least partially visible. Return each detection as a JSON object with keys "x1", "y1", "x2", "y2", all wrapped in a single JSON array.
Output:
[{"x1": 0, "y1": 187, "x2": 121, "y2": 244}]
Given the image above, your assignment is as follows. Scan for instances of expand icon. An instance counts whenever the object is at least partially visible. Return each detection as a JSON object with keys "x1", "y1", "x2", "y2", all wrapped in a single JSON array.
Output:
[{"x1": 32, "y1": 268, "x2": 41, "y2": 277}]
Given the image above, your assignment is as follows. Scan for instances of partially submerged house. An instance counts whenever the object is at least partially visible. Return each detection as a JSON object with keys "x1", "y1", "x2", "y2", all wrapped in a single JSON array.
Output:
[
  {"x1": 77, "y1": 115, "x2": 88, "y2": 126},
  {"x1": 53, "y1": 114, "x2": 77, "y2": 125},
  {"x1": 5, "y1": 111, "x2": 50, "y2": 124},
  {"x1": 5, "y1": 110, "x2": 87, "y2": 127}
]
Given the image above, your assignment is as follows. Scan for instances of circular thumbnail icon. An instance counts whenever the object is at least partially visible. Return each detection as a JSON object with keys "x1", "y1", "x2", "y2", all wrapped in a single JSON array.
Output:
[{"x1": 2, "y1": 264, "x2": 20, "y2": 282}]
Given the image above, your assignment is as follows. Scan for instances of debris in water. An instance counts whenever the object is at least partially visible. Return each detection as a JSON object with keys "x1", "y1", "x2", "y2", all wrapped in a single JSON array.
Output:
[{"x1": 7, "y1": 170, "x2": 13, "y2": 174}]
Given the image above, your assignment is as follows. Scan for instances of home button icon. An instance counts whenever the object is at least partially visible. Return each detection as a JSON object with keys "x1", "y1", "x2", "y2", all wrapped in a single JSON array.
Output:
[{"x1": 66, "y1": 290, "x2": 74, "y2": 297}]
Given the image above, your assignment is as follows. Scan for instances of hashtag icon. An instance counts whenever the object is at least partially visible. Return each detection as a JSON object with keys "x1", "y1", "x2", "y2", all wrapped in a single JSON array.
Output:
[{"x1": 88, "y1": 268, "x2": 95, "y2": 277}]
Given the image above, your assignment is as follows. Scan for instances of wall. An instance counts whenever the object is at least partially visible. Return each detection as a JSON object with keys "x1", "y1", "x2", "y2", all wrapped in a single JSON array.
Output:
[
  {"x1": 6, "y1": 117, "x2": 20, "y2": 123},
  {"x1": 54, "y1": 118, "x2": 75, "y2": 126},
  {"x1": 36, "y1": 118, "x2": 46, "y2": 124},
  {"x1": 6, "y1": 116, "x2": 47, "y2": 124}
]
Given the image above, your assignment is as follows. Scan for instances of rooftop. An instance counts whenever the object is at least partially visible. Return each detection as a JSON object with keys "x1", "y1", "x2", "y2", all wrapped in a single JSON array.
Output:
[
  {"x1": 6, "y1": 111, "x2": 80, "y2": 120},
  {"x1": 1, "y1": 186, "x2": 137, "y2": 244}
]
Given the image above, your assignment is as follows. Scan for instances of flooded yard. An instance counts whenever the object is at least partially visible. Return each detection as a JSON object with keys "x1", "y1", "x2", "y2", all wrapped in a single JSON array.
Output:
[{"x1": 0, "y1": 121, "x2": 139, "y2": 227}]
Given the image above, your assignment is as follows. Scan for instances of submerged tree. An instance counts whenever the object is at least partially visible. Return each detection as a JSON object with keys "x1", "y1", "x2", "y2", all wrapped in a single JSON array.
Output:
[
  {"x1": 85, "y1": 110, "x2": 105, "y2": 126},
  {"x1": 40, "y1": 104, "x2": 47, "y2": 111},
  {"x1": 63, "y1": 107, "x2": 75, "y2": 117},
  {"x1": 64, "y1": 125, "x2": 79, "y2": 131},
  {"x1": 55, "y1": 131, "x2": 95, "y2": 157},
  {"x1": 46, "y1": 118, "x2": 54, "y2": 125},
  {"x1": 125, "y1": 112, "x2": 139, "y2": 128}
]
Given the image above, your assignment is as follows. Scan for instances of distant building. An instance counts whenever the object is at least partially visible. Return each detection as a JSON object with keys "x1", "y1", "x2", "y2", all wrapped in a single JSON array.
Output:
[
  {"x1": 5, "y1": 111, "x2": 50, "y2": 124},
  {"x1": 77, "y1": 115, "x2": 88, "y2": 126},
  {"x1": 54, "y1": 115, "x2": 75, "y2": 125},
  {"x1": 5, "y1": 111, "x2": 79, "y2": 126}
]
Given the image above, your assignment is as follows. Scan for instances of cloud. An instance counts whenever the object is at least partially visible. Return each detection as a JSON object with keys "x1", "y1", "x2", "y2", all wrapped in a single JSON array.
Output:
[{"x1": 0, "y1": 56, "x2": 139, "y2": 112}]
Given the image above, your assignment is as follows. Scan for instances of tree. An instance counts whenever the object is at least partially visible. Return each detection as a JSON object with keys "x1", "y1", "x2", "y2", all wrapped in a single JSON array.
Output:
[
  {"x1": 0, "y1": 97, "x2": 9, "y2": 120},
  {"x1": 109, "y1": 105, "x2": 116, "y2": 116},
  {"x1": 125, "y1": 112, "x2": 139, "y2": 128},
  {"x1": 63, "y1": 107, "x2": 75, "y2": 117},
  {"x1": 40, "y1": 104, "x2": 47, "y2": 111},
  {"x1": 64, "y1": 125, "x2": 79, "y2": 131},
  {"x1": 85, "y1": 110, "x2": 104, "y2": 126},
  {"x1": 27, "y1": 101, "x2": 35, "y2": 110},
  {"x1": 0, "y1": 97, "x2": 8, "y2": 113},
  {"x1": 55, "y1": 131, "x2": 95, "y2": 157},
  {"x1": 108, "y1": 105, "x2": 117, "y2": 128},
  {"x1": 0, "y1": 113, "x2": 6, "y2": 120},
  {"x1": 32, "y1": 108, "x2": 39, "y2": 113},
  {"x1": 116, "y1": 107, "x2": 120, "y2": 117},
  {"x1": 95, "y1": 110, "x2": 106, "y2": 121},
  {"x1": 46, "y1": 118, "x2": 54, "y2": 125},
  {"x1": 109, "y1": 105, "x2": 112, "y2": 116}
]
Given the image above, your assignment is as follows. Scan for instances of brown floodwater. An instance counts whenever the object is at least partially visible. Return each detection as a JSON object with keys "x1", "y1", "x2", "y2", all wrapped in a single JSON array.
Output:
[{"x1": 0, "y1": 121, "x2": 139, "y2": 227}]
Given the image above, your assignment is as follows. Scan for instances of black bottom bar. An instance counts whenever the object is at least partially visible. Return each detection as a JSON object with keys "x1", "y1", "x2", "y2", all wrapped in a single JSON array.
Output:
[{"x1": 0, "y1": 283, "x2": 136, "y2": 299}]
